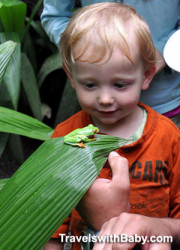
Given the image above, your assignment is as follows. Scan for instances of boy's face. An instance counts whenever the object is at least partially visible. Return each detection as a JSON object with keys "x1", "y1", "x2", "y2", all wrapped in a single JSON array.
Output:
[{"x1": 67, "y1": 46, "x2": 154, "y2": 129}]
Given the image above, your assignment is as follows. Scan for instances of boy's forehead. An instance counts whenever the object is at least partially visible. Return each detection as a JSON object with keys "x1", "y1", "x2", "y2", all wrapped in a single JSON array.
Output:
[
  {"x1": 72, "y1": 45, "x2": 143, "y2": 76},
  {"x1": 72, "y1": 29, "x2": 141, "y2": 66}
]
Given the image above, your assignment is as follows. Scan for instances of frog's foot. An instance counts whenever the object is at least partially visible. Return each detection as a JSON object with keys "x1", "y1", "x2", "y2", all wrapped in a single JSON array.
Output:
[
  {"x1": 64, "y1": 141, "x2": 86, "y2": 148},
  {"x1": 87, "y1": 135, "x2": 97, "y2": 141},
  {"x1": 78, "y1": 142, "x2": 86, "y2": 148}
]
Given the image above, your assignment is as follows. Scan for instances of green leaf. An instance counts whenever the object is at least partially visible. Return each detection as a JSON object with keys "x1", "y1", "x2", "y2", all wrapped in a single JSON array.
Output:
[
  {"x1": 21, "y1": 53, "x2": 42, "y2": 120},
  {"x1": 29, "y1": 19, "x2": 57, "y2": 53},
  {"x1": 0, "y1": 79, "x2": 13, "y2": 108},
  {"x1": 0, "y1": 40, "x2": 17, "y2": 84},
  {"x1": 0, "y1": 132, "x2": 9, "y2": 158},
  {"x1": 0, "y1": 0, "x2": 27, "y2": 38},
  {"x1": 0, "y1": 106, "x2": 54, "y2": 140},
  {"x1": 0, "y1": 32, "x2": 21, "y2": 110},
  {"x1": 0, "y1": 31, "x2": 20, "y2": 43},
  {"x1": 54, "y1": 79, "x2": 81, "y2": 125},
  {"x1": 38, "y1": 52, "x2": 62, "y2": 88},
  {"x1": 22, "y1": 31, "x2": 38, "y2": 73},
  {"x1": 3, "y1": 43, "x2": 21, "y2": 109},
  {"x1": 0, "y1": 178, "x2": 8, "y2": 191},
  {"x1": 21, "y1": 0, "x2": 43, "y2": 43},
  {"x1": 8, "y1": 134, "x2": 24, "y2": 164},
  {"x1": 0, "y1": 134, "x2": 123, "y2": 249}
]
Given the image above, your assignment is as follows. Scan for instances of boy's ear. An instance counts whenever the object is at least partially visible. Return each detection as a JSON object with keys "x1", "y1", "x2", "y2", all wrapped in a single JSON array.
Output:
[
  {"x1": 63, "y1": 63, "x2": 75, "y2": 89},
  {"x1": 142, "y1": 65, "x2": 156, "y2": 90}
]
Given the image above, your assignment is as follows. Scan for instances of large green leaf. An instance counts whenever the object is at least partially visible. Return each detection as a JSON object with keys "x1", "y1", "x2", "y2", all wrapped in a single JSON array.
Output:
[
  {"x1": 0, "y1": 32, "x2": 21, "y2": 110},
  {"x1": 21, "y1": 53, "x2": 42, "y2": 120},
  {"x1": 0, "y1": 40, "x2": 17, "y2": 84},
  {"x1": 0, "y1": 134, "x2": 123, "y2": 249},
  {"x1": 0, "y1": 106, "x2": 54, "y2": 140},
  {"x1": 0, "y1": 178, "x2": 8, "y2": 191},
  {"x1": 0, "y1": 0, "x2": 27, "y2": 38}
]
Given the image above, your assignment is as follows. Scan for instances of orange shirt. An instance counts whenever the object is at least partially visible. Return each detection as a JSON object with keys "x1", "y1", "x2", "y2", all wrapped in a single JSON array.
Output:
[{"x1": 51, "y1": 103, "x2": 180, "y2": 249}]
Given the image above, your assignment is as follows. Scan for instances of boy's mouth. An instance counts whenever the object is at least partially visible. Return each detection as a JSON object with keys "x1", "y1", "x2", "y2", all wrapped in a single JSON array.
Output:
[{"x1": 98, "y1": 110, "x2": 117, "y2": 116}]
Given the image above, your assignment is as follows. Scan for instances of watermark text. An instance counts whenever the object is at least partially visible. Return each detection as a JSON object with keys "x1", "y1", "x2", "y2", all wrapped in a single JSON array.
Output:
[{"x1": 59, "y1": 233, "x2": 173, "y2": 245}]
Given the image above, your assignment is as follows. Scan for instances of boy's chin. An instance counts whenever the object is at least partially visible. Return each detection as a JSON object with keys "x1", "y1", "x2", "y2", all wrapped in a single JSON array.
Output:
[{"x1": 91, "y1": 117, "x2": 121, "y2": 126}]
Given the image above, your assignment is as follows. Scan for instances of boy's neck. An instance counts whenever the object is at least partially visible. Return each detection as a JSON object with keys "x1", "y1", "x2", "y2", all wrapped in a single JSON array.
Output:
[{"x1": 91, "y1": 105, "x2": 144, "y2": 138}]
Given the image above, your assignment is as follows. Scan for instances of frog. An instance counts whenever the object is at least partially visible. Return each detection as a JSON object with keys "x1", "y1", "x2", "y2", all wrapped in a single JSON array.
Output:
[{"x1": 64, "y1": 124, "x2": 99, "y2": 148}]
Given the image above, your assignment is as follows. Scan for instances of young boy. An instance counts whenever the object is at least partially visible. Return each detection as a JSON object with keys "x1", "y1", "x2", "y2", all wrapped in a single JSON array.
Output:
[{"x1": 44, "y1": 3, "x2": 180, "y2": 249}]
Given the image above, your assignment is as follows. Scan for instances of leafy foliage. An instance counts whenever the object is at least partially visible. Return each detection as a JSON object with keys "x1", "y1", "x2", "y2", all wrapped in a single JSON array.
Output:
[
  {"x1": 0, "y1": 106, "x2": 54, "y2": 140},
  {"x1": 0, "y1": 40, "x2": 17, "y2": 83},
  {"x1": 0, "y1": 134, "x2": 123, "y2": 249},
  {"x1": 0, "y1": 0, "x2": 61, "y2": 162}
]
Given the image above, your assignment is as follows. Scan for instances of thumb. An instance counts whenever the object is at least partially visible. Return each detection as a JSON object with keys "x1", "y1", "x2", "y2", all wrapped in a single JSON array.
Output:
[{"x1": 108, "y1": 151, "x2": 130, "y2": 190}]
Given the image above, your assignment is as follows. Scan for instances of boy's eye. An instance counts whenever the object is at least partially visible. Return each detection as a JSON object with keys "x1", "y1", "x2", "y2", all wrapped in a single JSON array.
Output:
[
  {"x1": 85, "y1": 83, "x2": 95, "y2": 88},
  {"x1": 114, "y1": 83, "x2": 125, "y2": 88}
]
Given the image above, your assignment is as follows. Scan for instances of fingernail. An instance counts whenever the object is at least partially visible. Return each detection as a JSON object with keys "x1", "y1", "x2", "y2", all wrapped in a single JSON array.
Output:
[{"x1": 110, "y1": 151, "x2": 119, "y2": 157}]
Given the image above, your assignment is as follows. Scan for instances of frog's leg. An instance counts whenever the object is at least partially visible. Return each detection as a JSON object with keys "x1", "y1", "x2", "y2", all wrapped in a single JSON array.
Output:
[
  {"x1": 64, "y1": 135, "x2": 81, "y2": 143},
  {"x1": 64, "y1": 140, "x2": 86, "y2": 148},
  {"x1": 82, "y1": 136, "x2": 97, "y2": 142},
  {"x1": 78, "y1": 142, "x2": 86, "y2": 148},
  {"x1": 64, "y1": 135, "x2": 93, "y2": 148}
]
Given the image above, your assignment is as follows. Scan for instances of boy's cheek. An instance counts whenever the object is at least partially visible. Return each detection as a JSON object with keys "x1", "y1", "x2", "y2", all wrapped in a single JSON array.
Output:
[{"x1": 77, "y1": 92, "x2": 92, "y2": 103}]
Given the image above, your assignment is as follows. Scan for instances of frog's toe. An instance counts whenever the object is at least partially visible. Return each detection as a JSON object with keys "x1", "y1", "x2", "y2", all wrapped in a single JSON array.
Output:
[{"x1": 78, "y1": 142, "x2": 86, "y2": 148}]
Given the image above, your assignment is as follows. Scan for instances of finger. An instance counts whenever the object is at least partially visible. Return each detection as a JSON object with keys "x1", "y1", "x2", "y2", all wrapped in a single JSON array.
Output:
[
  {"x1": 93, "y1": 239, "x2": 171, "y2": 250},
  {"x1": 99, "y1": 217, "x2": 119, "y2": 236},
  {"x1": 108, "y1": 152, "x2": 130, "y2": 190},
  {"x1": 105, "y1": 212, "x2": 131, "y2": 238},
  {"x1": 93, "y1": 236, "x2": 113, "y2": 250},
  {"x1": 108, "y1": 214, "x2": 170, "y2": 250},
  {"x1": 94, "y1": 215, "x2": 131, "y2": 250},
  {"x1": 148, "y1": 243, "x2": 171, "y2": 250},
  {"x1": 93, "y1": 242, "x2": 105, "y2": 250},
  {"x1": 97, "y1": 213, "x2": 137, "y2": 250}
]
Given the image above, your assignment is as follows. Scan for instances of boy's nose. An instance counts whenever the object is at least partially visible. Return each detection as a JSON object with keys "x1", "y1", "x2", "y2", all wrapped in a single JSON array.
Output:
[{"x1": 97, "y1": 91, "x2": 114, "y2": 105}]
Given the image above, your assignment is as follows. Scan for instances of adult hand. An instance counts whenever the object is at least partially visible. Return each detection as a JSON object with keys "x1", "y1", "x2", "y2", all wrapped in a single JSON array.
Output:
[
  {"x1": 76, "y1": 151, "x2": 130, "y2": 230},
  {"x1": 93, "y1": 213, "x2": 174, "y2": 250}
]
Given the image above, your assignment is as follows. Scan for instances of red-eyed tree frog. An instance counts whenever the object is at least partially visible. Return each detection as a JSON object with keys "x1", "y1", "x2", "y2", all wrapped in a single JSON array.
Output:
[{"x1": 64, "y1": 124, "x2": 99, "y2": 148}]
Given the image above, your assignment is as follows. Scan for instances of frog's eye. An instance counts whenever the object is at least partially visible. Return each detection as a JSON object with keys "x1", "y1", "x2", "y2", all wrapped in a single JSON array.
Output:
[{"x1": 94, "y1": 129, "x2": 97, "y2": 133}]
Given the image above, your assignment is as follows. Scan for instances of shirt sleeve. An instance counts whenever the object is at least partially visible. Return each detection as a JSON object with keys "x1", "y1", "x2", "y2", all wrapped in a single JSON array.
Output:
[
  {"x1": 152, "y1": 3, "x2": 180, "y2": 55},
  {"x1": 41, "y1": 0, "x2": 76, "y2": 46},
  {"x1": 134, "y1": 0, "x2": 180, "y2": 55}
]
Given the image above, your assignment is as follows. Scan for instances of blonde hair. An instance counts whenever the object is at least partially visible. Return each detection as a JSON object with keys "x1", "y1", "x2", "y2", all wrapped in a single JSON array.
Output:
[{"x1": 60, "y1": 2, "x2": 156, "y2": 73}]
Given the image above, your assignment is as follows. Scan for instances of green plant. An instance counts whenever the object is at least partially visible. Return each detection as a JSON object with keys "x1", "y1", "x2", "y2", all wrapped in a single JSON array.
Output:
[
  {"x1": 0, "y1": 40, "x2": 17, "y2": 157},
  {"x1": 0, "y1": 130, "x2": 123, "y2": 249},
  {"x1": 0, "y1": 0, "x2": 62, "y2": 163},
  {"x1": 0, "y1": 40, "x2": 17, "y2": 82},
  {"x1": 0, "y1": 106, "x2": 54, "y2": 140}
]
